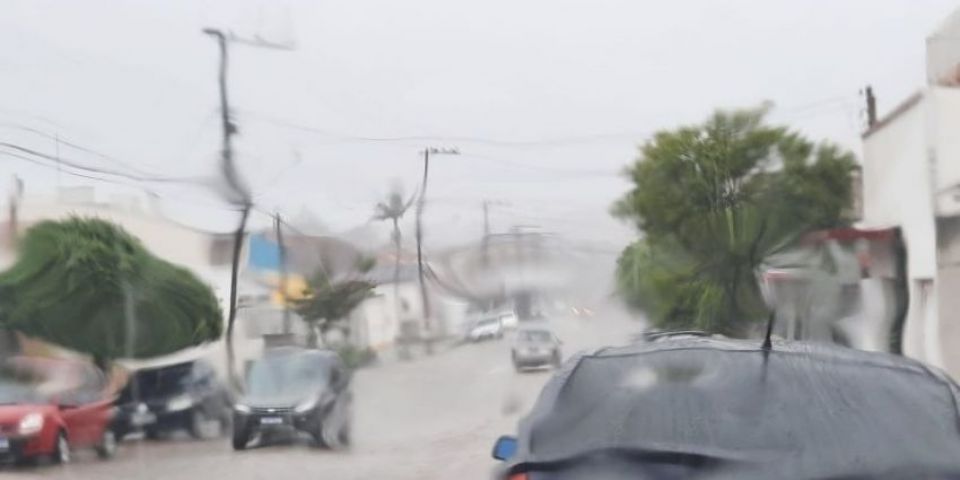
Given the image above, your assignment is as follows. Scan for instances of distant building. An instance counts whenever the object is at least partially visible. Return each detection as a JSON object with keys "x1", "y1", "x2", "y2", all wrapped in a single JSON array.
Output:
[{"x1": 859, "y1": 8, "x2": 960, "y2": 377}]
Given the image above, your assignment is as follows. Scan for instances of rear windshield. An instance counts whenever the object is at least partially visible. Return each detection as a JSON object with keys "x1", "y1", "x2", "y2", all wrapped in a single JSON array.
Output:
[
  {"x1": 246, "y1": 352, "x2": 333, "y2": 399},
  {"x1": 120, "y1": 362, "x2": 193, "y2": 401},
  {"x1": 528, "y1": 348, "x2": 960, "y2": 472},
  {"x1": 519, "y1": 330, "x2": 553, "y2": 342}
]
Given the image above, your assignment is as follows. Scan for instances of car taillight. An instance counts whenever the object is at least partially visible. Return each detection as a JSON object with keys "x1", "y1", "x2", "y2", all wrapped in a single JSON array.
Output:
[{"x1": 507, "y1": 474, "x2": 528, "y2": 480}]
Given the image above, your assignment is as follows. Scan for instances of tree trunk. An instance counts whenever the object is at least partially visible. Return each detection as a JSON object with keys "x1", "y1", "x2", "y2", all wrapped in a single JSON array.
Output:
[{"x1": 393, "y1": 219, "x2": 411, "y2": 360}]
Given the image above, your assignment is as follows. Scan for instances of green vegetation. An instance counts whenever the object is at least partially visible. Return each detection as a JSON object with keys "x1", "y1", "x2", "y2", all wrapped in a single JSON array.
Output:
[
  {"x1": 294, "y1": 266, "x2": 376, "y2": 348},
  {"x1": 0, "y1": 218, "x2": 222, "y2": 366},
  {"x1": 613, "y1": 106, "x2": 856, "y2": 335}
]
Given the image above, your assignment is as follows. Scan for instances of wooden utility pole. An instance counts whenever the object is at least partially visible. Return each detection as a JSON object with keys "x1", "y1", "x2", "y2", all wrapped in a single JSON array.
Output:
[
  {"x1": 202, "y1": 27, "x2": 292, "y2": 386},
  {"x1": 415, "y1": 147, "x2": 458, "y2": 352},
  {"x1": 275, "y1": 212, "x2": 291, "y2": 333}
]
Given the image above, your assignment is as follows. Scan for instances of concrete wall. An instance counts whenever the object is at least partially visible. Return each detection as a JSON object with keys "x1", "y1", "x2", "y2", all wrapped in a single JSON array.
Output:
[
  {"x1": 351, "y1": 282, "x2": 421, "y2": 350},
  {"x1": 930, "y1": 87, "x2": 960, "y2": 216},
  {"x1": 862, "y1": 92, "x2": 943, "y2": 368}
]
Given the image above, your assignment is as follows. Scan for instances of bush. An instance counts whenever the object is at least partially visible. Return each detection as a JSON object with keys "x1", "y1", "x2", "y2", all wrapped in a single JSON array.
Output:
[{"x1": 336, "y1": 344, "x2": 378, "y2": 369}]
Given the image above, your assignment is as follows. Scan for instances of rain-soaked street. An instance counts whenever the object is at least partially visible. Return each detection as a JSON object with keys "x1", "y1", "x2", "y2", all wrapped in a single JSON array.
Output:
[{"x1": 5, "y1": 308, "x2": 640, "y2": 480}]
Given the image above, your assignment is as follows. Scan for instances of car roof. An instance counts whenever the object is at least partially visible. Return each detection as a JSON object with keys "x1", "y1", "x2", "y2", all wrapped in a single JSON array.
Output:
[{"x1": 514, "y1": 336, "x2": 960, "y2": 478}]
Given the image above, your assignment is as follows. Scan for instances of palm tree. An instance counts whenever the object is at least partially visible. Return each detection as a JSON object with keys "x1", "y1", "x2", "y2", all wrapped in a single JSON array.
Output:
[{"x1": 373, "y1": 185, "x2": 417, "y2": 350}]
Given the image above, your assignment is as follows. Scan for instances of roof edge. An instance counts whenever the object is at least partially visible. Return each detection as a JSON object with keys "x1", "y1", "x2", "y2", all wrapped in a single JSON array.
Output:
[{"x1": 862, "y1": 90, "x2": 924, "y2": 139}]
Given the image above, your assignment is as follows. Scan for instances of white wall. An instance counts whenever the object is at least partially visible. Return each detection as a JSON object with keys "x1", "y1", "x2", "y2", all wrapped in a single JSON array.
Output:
[
  {"x1": 352, "y1": 282, "x2": 422, "y2": 350},
  {"x1": 4, "y1": 199, "x2": 215, "y2": 271},
  {"x1": 862, "y1": 94, "x2": 938, "y2": 279},
  {"x1": 862, "y1": 92, "x2": 943, "y2": 367},
  {"x1": 929, "y1": 87, "x2": 960, "y2": 216}
]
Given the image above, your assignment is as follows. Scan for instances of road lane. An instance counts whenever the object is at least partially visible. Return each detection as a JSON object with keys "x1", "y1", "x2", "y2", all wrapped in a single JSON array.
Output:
[{"x1": 7, "y1": 307, "x2": 642, "y2": 480}]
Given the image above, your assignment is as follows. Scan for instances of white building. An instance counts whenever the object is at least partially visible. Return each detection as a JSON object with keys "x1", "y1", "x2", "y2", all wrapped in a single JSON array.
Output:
[
  {"x1": 860, "y1": 9, "x2": 960, "y2": 376},
  {"x1": 0, "y1": 187, "x2": 269, "y2": 378}
]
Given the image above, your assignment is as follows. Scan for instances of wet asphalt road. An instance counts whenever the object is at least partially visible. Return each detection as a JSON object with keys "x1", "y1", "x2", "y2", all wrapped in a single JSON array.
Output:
[{"x1": 5, "y1": 309, "x2": 640, "y2": 480}]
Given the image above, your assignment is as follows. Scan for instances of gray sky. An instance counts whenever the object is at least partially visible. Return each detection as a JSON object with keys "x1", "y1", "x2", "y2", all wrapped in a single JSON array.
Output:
[{"x1": 1, "y1": 0, "x2": 956, "y2": 251}]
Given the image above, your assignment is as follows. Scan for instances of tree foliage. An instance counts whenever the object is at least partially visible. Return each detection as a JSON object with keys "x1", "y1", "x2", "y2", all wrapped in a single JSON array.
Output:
[
  {"x1": 0, "y1": 218, "x2": 222, "y2": 364},
  {"x1": 293, "y1": 266, "x2": 376, "y2": 346},
  {"x1": 613, "y1": 106, "x2": 856, "y2": 335}
]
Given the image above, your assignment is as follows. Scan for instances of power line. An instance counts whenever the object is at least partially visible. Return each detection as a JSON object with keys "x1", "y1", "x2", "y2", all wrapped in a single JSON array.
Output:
[
  {"x1": 0, "y1": 150, "x2": 239, "y2": 213},
  {"x1": 237, "y1": 109, "x2": 651, "y2": 148},
  {"x1": 0, "y1": 123, "x2": 165, "y2": 177},
  {"x1": 0, "y1": 142, "x2": 200, "y2": 184}
]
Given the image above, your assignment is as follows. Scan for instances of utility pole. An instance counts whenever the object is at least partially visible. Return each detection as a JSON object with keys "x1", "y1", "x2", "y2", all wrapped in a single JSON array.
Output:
[
  {"x1": 481, "y1": 199, "x2": 509, "y2": 267},
  {"x1": 865, "y1": 85, "x2": 877, "y2": 128},
  {"x1": 275, "y1": 212, "x2": 291, "y2": 333},
  {"x1": 202, "y1": 27, "x2": 292, "y2": 387},
  {"x1": 415, "y1": 147, "x2": 458, "y2": 353}
]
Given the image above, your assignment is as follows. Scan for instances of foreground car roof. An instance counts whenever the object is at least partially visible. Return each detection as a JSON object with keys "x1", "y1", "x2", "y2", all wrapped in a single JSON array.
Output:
[{"x1": 513, "y1": 336, "x2": 960, "y2": 478}]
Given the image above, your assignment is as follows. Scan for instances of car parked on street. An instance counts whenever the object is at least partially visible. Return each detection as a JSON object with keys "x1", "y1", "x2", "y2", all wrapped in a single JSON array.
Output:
[
  {"x1": 511, "y1": 326, "x2": 562, "y2": 371},
  {"x1": 498, "y1": 311, "x2": 519, "y2": 329},
  {"x1": 492, "y1": 333, "x2": 960, "y2": 479},
  {"x1": 0, "y1": 356, "x2": 117, "y2": 465},
  {"x1": 231, "y1": 347, "x2": 352, "y2": 451},
  {"x1": 466, "y1": 317, "x2": 504, "y2": 342},
  {"x1": 112, "y1": 359, "x2": 231, "y2": 441}
]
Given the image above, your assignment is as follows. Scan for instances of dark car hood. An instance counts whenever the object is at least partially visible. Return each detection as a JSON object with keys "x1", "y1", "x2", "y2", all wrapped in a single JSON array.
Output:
[
  {"x1": 240, "y1": 389, "x2": 327, "y2": 409},
  {"x1": 507, "y1": 338, "x2": 960, "y2": 479}
]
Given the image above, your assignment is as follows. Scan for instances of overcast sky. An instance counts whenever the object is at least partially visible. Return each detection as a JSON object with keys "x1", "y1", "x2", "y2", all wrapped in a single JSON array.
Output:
[{"x1": 1, "y1": 0, "x2": 957, "y2": 251}]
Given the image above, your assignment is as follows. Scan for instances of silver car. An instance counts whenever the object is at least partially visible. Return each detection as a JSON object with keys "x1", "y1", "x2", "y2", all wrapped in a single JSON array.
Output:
[{"x1": 511, "y1": 327, "x2": 562, "y2": 371}]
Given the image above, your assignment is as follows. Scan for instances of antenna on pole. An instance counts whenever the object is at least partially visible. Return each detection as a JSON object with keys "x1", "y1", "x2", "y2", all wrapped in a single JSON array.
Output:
[{"x1": 761, "y1": 312, "x2": 776, "y2": 351}]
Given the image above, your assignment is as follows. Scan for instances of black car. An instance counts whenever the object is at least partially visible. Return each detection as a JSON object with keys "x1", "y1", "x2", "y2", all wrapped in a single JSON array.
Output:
[
  {"x1": 231, "y1": 347, "x2": 352, "y2": 450},
  {"x1": 492, "y1": 333, "x2": 960, "y2": 479},
  {"x1": 112, "y1": 359, "x2": 232, "y2": 440}
]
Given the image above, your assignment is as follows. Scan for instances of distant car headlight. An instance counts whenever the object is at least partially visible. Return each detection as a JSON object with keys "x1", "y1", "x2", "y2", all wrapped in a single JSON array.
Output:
[
  {"x1": 233, "y1": 403, "x2": 252, "y2": 414},
  {"x1": 18, "y1": 412, "x2": 44, "y2": 436},
  {"x1": 294, "y1": 397, "x2": 319, "y2": 414},
  {"x1": 166, "y1": 394, "x2": 194, "y2": 412}
]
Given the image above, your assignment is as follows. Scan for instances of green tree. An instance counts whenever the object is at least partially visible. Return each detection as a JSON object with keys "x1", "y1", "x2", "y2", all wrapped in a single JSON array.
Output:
[
  {"x1": 613, "y1": 106, "x2": 856, "y2": 335},
  {"x1": 373, "y1": 184, "x2": 415, "y2": 291},
  {"x1": 0, "y1": 218, "x2": 222, "y2": 368},
  {"x1": 294, "y1": 262, "x2": 376, "y2": 348}
]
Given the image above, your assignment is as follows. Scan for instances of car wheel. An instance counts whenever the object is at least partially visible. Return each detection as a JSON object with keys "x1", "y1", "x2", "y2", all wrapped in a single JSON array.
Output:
[
  {"x1": 188, "y1": 408, "x2": 217, "y2": 440},
  {"x1": 51, "y1": 431, "x2": 70, "y2": 464},
  {"x1": 338, "y1": 419, "x2": 352, "y2": 447},
  {"x1": 552, "y1": 352, "x2": 562, "y2": 368},
  {"x1": 231, "y1": 426, "x2": 251, "y2": 451},
  {"x1": 96, "y1": 429, "x2": 117, "y2": 459},
  {"x1": 144, "y1": 426, "x2": 162, "y2": 440}
]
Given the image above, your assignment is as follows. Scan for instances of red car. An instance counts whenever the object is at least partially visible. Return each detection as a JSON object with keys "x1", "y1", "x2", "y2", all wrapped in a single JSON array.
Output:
[{"x1": 0, "y1": 356, "x2": 117, "y2": 465}]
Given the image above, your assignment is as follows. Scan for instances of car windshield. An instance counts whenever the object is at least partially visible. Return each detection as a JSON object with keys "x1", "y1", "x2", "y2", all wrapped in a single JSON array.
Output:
[
  {"x1": 518, "y1": 331, "x2": 553, "y2": 343},
  {"x1": 246, "y1": 353, "x2": 331, "y2": 399},
  {"x1": 0, "y1": 379, "x2": 42, "y2": 405},
  {"x1": 6, "y1": 2, "x2": 960, "y2": 478},
  {"x1": 119, "y1": 362, "x2": 193, "y2": 401}
]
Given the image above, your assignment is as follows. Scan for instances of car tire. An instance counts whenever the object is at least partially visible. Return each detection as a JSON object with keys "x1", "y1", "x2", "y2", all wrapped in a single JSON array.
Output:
[
  {"x1": 188, "y1": 408, "x2": 217, "y2": 440},
  {"x1": 51, "y1": 431, "x2": 70, "y2": 465},
  {"x1": 95, "y1": 429, "x2": 117, "y2": 459},
  {"x1": 232, "y1": 426, "x2": 251, "y2": 451},
  {"x1": 552, "y1": 352, "x2": 562, "y2": 368},
  {"x1": 339, "y1": 419, "x2": 352, "y2": 447},
  {"x1": 144, "y1": 426, "x2": 162, "y2": 440}
]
